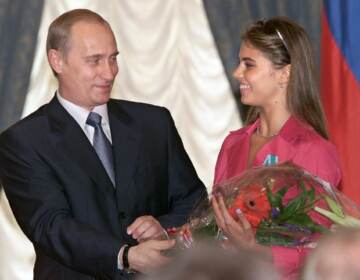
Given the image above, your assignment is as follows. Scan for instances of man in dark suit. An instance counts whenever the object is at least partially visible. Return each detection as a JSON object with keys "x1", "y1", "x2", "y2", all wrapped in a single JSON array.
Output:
[{"x1": 0, "y1": 9, "x2": 206, "y2": 280}]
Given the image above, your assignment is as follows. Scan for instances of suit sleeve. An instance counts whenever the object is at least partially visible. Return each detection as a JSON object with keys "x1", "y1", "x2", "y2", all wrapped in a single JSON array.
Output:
[
  {"x1": 0, "y1": 129, "x2": 123, "y2": 278},
  {"x1": 156, "y1": 109, "x2": 207, "y2": 228}
]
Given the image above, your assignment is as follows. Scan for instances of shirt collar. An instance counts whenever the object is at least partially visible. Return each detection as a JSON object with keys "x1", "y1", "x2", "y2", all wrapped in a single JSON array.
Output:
[
  {"x1": 92, "y1": 104, "x2": 110, "y2": 127},
  {"x1": 56, "y1": 91, "x2": 110, "y2": 129},
  {"x1": 279, "y1": 116, "x2": 313, "y2": 141},
  {"x1": 245, "y1": 116, "x2": 311, "y2": 142},
  {"x1": 245, "y1": 119, "x2": 260, "y2": 136}
]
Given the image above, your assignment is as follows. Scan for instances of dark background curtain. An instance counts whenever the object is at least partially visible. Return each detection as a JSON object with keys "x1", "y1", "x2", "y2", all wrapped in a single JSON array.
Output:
[
  {"x1": 0, "y1": 0, "x2": 322, "y2": 134},
  {"x1": 0, "y1": 0, "x2": 44, "y2": 191},
  {"x1": 0, "y1": 0, "x2": 44, "y2": 133},
  {"x1": 203, "y1": 0, "x2": 321, "y2": 120}
]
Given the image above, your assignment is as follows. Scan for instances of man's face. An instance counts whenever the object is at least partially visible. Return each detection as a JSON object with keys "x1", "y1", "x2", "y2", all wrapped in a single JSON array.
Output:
[{"x1": 56, "y1": 21, "x2": 119, "y2": 110}]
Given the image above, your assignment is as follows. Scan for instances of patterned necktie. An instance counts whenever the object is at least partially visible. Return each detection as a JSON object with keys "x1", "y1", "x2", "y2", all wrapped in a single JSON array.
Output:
[{"x1": 86, "y1": 112, "x2": 115, "y2": 186}]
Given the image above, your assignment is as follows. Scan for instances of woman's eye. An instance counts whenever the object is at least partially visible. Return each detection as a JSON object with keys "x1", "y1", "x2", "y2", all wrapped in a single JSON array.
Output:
[{"x1": 245, "y1": 62, "x2": 254, "y2": 68}]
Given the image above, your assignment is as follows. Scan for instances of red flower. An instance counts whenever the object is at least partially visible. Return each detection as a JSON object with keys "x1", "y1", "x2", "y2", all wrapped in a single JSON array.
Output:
[{"x1": 227, "y1": 184, "x2": 271, "y2": 228}]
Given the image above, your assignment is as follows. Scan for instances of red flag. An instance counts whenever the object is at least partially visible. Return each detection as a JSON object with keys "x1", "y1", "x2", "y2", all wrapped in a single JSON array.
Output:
[{"x1": 321, "y1": 1, "x2": 360, "y2": 203}]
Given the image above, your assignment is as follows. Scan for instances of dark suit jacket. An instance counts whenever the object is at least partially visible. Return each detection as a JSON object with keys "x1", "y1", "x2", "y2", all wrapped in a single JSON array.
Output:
[{"x1": 0, "y1": 96, "x2": 206, "y2": 280}]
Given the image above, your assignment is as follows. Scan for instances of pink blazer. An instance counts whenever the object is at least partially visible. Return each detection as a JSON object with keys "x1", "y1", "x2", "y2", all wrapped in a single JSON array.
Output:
[{"x1": 214, "y1": 116, "x2": 342, "y2": 279}]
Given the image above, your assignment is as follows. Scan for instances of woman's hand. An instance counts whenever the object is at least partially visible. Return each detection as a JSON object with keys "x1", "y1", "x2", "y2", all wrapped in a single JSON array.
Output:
[
  {"x1": 211, "y1": 193, "x2": 255, "y2": 248},
  {"x1": 212, "y1": 193, "x2": 273, "y2": 259}
]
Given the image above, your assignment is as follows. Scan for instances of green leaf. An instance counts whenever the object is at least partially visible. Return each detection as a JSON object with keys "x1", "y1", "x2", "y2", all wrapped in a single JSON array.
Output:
[
  {"x1": 255, "y1": 221, "x2": 294, "y2": 246},
  {"x1": 314, "y1": 206, "x2": 360, "y2": 228},
  {"x1": 285, "y1": 214, "x2": 328, "y2": 233},
  {"x1": 276, "y1": 188, "x2": 307, "y2": 222},
  {"x1": 256, "y1": 230, "x2": 296, "y2": 246},
  {"x1": 306, "y1": 187, "x2": 315, "y2": 208},
  {"x1": 267, "y1": 185, "x2": 289, "y2": 211},
  {"x1": 256, "y1": 221, "x2": 310, "y2": 246},
  {"x1": 266, "y1": 187, "x2": 277, "y2": 208},
  {"x1": 324, "y1": 195, "x2": 345, "y2": 218},
  {"x1": 286, "y1": 213, "x2": 314, "y2": 227},
  {"x1": 343, "y1": 215, "x2": 360, "y2": 227}
]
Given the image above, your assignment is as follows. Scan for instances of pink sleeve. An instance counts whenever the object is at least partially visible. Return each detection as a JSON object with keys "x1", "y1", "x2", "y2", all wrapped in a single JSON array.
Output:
[
  {"x1": 272, "y1": 246, "x2": 310, "y2": 280},
  {"x1": 213, "y1": 139, "x2": 229, "y2": 185},
  {"x1": 294, "y1": 139, "x2": 342, "y2": 188},
  {"x1": 311, "y1": 142, "x2": 341, "y2": 187}
]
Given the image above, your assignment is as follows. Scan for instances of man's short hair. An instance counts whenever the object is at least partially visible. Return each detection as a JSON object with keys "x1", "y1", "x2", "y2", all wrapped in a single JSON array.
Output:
[{"x1": 46, "y1": 9, "x2": 110, "y2": 55}]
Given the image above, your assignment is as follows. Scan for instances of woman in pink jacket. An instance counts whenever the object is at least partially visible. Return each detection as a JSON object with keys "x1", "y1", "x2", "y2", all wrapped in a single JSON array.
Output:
[{"x1": 211, "y1": 17, "x2": 341, "y2": 279}]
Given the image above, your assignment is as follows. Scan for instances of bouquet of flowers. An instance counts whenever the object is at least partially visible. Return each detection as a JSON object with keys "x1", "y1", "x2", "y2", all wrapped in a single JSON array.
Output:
[{"x1": 168, "y1": 162, "x2": 360, "y2": 249}]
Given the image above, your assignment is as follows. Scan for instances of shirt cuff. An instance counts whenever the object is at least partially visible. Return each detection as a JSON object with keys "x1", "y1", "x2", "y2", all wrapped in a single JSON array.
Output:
[{"x1": 117, "y1": 245, "x2": 127, "y2": 270}]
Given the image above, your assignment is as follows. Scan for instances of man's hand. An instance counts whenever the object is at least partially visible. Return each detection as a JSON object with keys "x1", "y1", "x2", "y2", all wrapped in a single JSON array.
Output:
[
  {"x1": 127, "y1": 215, "x2": 165, "y2": 242},
  {"x1": 127, "y1": 239, "x2": 175, "y2": 273}
]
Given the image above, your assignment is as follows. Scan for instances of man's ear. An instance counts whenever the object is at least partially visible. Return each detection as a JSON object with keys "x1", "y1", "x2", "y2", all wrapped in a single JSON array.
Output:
[{"x1": 48, "y1": 49, "x2": 64, "y2": 75}]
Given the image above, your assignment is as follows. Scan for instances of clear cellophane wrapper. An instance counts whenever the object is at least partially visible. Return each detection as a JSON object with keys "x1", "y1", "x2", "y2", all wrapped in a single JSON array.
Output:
[{"x1": 167, "y1": 162, "x2": 360, "y2": 250}]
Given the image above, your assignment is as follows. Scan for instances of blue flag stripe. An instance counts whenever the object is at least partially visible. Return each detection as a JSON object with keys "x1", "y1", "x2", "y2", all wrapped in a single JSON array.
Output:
[{"x1": 323, "y1": 0, "x2": 360, "y2": 84}]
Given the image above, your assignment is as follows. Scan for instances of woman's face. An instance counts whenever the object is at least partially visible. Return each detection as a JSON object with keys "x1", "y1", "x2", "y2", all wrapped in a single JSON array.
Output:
[{"x1": 233, "y1": 42, "x2": 286, "y2": 109}]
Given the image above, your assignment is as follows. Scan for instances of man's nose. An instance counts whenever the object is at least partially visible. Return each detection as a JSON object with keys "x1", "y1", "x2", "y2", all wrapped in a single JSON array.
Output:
[{"x1": 101, "y1": 62, "x2": 118, "y2": 80}]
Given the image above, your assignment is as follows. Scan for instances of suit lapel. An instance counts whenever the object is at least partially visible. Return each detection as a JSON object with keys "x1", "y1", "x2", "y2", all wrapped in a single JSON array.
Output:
[
  {"x1": 108, "y1": 100, "x2": 140, "y2": 209},
  {"x1": 46, "y1": 97, "x2": 114, "y2": 193}
]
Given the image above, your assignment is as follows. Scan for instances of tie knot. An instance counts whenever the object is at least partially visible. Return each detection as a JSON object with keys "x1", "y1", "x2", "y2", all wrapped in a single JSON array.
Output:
[{"x1": 86, "y1": 112, "x2": 102, "y2": 128}]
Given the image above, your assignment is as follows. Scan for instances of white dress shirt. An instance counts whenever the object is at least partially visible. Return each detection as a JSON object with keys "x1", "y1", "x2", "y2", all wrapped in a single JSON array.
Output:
[{"x1": 56, "y1": 92, "x2": 112, "y2": 144}]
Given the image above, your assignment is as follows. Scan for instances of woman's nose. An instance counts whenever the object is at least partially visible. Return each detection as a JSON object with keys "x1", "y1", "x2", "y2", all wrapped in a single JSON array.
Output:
[{"x1": 232, "y1": 65, "x2": 243, "y2": 80}]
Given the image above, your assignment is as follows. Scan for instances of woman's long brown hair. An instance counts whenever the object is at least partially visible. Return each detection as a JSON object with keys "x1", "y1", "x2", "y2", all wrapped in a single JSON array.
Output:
[{"x1": 242, "y1": 17, "x2": 328, "y2": 139}]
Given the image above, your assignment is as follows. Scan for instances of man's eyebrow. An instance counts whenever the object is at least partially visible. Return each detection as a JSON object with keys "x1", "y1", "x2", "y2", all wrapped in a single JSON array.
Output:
[
  {"x1": 84, "y1": 54, "x2": 103, "y2": 60},
  {"x1": 84, "y1": 51, "x2": 119, "y2": 59}
]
